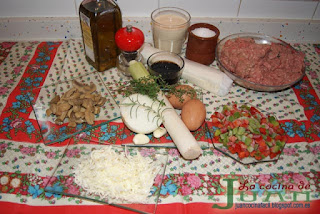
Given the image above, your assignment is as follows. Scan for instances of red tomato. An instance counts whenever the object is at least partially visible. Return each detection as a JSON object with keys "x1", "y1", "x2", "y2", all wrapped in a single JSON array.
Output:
[
  {"x1": 238, "y1": 151, "x2": 246, "y2": 159},
  {"x1": 254, "y1": 154, "x2": 262, "y2": 160},
  {"x1": 229, "y1": 147, "x2": 236, "y2": 154},
  {"x1": 275, "y1": 135, "x2": 282, "y2": 141},
  {"x1": 250, "y1": 106, "x2": 260, "y2": 115},
  {"x1": 266, "y1": 136, "x2": 272, "y2": 142},
  {"x1": 213, "y1": 136, "x2": 220, "y2": 142},
  {"x1": 234, "y1": 144, "x2": 242, "y2": 154},
  {"x1": 115, "y1": 25, "x2": 144, "y2": 52},
  {"x1": 259, "y1": 145, "x2": 267, "y2": 153},
  {"x1": 259, "y1": 127, "x2": 267, "y2": 135},
  {"x1": 278, "y1": 128, "x2": 285, "y2": 135},
  {"x1": 240, "y1": 123, "x2": 248, "y2": 128},
  {"x1": 223, "y1": 110, "x2": 232, "y2": 116},
  {"x1": 220, "y1": 127, "x2": 228, "y2": 133},
  {"x1": 262, "y1": 150, "x2": 270, "y2": 157},
  {"x1": 239, "y1": 141, "x2": 247, "y2": 150},
  {"x1": 261, "y1": 118, "x2": 267, "y2": 124},
  {"x1": 250, "y1": 151, "x2": 256, "y2": 157},
  {"x1": 270, "y1": 152, "x2": 278, "y2": 159},
  {"x1": 211, "y1": 116, "x2": 219, "y2": 124},
  {"x1": 282, "y1": 135, "x2": 288, "y2": 142},
  {"x1": 215, "y1": 112, "x2": 225, "y2": 120},
  {"x1": 257, "y1": 140, "x2": 267, "y2": 148},
  {"x1": 232, "y1": 120, "x2": 242, "y2": 127}
]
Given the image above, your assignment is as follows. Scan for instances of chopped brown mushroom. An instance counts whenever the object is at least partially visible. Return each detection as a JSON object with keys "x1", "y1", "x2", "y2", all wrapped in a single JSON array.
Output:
[
  {"x1": 46, "y1": 82, "x2": 105, "y2": 127},
  {"x1": 49, "y1": 95, "x2": 60, "y2": 104}
]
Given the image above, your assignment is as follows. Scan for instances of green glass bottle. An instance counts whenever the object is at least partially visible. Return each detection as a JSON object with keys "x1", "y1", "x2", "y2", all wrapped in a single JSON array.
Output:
[{"x1": 79, "y1": 0, "x2": 122, "y2": 72}]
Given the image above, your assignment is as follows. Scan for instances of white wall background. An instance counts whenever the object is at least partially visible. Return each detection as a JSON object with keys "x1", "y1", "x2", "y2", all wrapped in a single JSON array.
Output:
[{"x1": 0, "y1": 0, "x2": 319, "y2": 20}]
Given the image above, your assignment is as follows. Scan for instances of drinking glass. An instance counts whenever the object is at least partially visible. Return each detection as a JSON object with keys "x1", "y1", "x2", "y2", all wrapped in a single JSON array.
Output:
[
  {"x1": 151, "y1": 7, "x2": 191, "y2": 54},
  {"x1": 147, "y1": 51, "x2": 185, "y2": 85}
]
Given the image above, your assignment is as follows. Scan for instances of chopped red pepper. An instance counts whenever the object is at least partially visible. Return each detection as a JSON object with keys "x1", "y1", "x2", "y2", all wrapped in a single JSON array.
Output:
[{"x1": 211, "y1": 104, "x2": 287, "y2": 161}]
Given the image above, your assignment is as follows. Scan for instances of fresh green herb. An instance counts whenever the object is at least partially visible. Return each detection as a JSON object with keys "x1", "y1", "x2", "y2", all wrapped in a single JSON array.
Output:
[
  {"x1": 118, "y1": 75, "x2": 192, "y2": 99},
  {"x1": 117, "y1": 75, "x2": 163, "y2": 100},
  {"x1": 118, "y1": 59, "x2": 203, "y2": 107}
]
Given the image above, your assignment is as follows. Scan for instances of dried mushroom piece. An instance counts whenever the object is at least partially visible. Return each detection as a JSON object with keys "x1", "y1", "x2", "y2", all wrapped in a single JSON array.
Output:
[
  {"x1": 46, "y1": 108, "x2": 52, "y2": 117},
  {"x1": 49, "y1": 95, "x2": 60, "y2": 104},
  {"x1": 46, "y1": 80, "x2": 106, "y2": 127}
]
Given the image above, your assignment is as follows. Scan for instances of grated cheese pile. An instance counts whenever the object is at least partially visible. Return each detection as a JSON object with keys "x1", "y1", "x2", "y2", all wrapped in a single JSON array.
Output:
[{"x1": 73, "y1": 147, "x2": 161, "y2": 204}]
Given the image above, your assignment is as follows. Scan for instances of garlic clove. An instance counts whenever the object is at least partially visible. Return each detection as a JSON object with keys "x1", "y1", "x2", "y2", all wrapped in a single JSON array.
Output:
[
  {"x1": 153, "y1": 127, "x2": 167, "y2": 138},
  {"x1": 133, "y1": 134, "x2": 150, "y2": 145}
]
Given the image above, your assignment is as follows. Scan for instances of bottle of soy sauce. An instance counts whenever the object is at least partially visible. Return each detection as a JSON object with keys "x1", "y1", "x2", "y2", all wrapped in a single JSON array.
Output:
[{"x1": 79, "y1": 0, "x2": 122, "y2": 72}]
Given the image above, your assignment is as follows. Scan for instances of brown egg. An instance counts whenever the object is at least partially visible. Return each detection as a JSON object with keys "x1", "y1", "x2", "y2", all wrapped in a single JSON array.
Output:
[
  {"x1": 167, "y1": 85, "x2": 197, "y2": 109},
  {"x1": 181, "y1": 99, "x2": 206, "y2": 131}
]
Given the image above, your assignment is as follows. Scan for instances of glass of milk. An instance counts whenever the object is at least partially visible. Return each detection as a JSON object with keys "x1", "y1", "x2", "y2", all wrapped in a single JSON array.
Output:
[{"x1": 151, "y1": 7, "x2": 191, "y2": 54}]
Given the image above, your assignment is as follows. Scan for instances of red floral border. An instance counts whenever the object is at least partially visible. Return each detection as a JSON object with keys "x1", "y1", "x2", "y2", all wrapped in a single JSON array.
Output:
[{"x1": 0, "y1": 42, "x2": 62, "y2": 143}]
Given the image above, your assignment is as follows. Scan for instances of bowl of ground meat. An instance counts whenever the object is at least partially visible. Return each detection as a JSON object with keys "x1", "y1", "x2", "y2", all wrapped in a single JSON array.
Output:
[{"x1": 216, "y1": 33, "x2": 305, "y2": 92}]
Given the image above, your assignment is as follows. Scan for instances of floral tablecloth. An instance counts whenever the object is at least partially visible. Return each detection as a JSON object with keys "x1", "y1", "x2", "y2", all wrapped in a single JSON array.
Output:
[{"x1": 0, "y1": 40, "x2": 319, "y2": 214}]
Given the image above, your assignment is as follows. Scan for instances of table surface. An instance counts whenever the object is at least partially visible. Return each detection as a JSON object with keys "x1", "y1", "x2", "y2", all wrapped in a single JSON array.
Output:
[{"x1": 0, "y1": 40, "x2": 319, "y2": 214}]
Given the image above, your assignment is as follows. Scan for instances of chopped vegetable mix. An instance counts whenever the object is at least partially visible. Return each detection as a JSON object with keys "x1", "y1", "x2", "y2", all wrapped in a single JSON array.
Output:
[{"x1": 211, "y1": 104, "x2": 287, "y2": 161}]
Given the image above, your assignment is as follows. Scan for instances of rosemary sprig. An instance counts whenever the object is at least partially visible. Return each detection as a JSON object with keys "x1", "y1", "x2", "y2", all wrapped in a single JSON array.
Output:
[
  {"x1": 120, "y1": 95, "x2": 164, "y2": 124},
  {"x1": 118, "y1": 75, "x2": 163, "y2": 100},
  {"x1": 117, "y1": 75, "x2": 202, "y2": 104}
]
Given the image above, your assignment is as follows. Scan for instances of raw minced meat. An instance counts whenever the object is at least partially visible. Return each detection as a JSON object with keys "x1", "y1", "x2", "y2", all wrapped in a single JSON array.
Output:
[{"x1": 220, "y1": 38, "x2": 305, "y2": 86}]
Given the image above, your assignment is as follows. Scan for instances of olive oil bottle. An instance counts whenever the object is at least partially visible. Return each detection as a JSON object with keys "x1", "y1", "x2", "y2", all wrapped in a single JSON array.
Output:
[{"x1": 79, "y1": 0, "x2": 122, "y2": 72}]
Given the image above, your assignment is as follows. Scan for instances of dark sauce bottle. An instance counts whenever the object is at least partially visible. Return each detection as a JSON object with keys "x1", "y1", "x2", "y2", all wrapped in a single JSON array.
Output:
[
  {"x1": 150, "y1": 60, "x2": 182, "y2": 85},
  {"x1": 79, "y1": 0, "x2": 122, "y2": 72}
]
